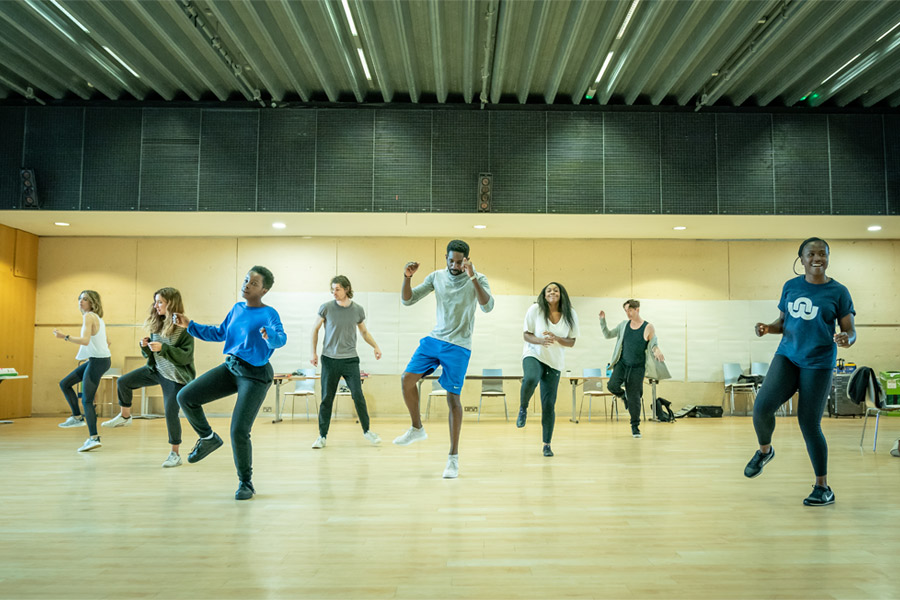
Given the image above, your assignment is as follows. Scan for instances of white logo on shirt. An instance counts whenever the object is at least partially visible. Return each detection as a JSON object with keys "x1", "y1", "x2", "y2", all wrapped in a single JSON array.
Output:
[{"x1": 788, "y1": 297, "x2": 819, "y2": 320}]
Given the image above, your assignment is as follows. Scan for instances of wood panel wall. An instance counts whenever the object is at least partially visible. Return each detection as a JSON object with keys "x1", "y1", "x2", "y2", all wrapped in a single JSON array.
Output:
[{"x1": 0, "y1": 224, "x2": 38, "y2": 418}]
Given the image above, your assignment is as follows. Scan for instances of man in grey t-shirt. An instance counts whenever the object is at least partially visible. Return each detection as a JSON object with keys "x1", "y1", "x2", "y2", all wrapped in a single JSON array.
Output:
[
  {"x1": 310, "y1": 275, "x2": 382, "y2": 449},
  {"x1": 393, "y1": 239, "x2": 494, "y2": 479}
]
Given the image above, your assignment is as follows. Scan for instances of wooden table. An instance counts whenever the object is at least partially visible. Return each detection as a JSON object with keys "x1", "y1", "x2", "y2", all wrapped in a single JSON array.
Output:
[{"x1": 0, "y1": 375, "x2": 29, "y2": 424}]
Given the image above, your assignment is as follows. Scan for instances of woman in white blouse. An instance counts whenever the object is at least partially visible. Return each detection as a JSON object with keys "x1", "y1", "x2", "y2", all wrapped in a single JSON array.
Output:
[
  {"x1": 54, "y1": 289, "x2": 111, "y2": 452},
  {"x1": 516, "y1": 282, "x2": 578, "y2": 457}
]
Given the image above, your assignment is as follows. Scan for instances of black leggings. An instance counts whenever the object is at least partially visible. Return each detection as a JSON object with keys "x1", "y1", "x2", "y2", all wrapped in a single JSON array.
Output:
[
  {"x1": 60, "y1": 357, "x2": 111, "y2": 437},
  {"x1": 117, "y1": 366, "x2": 185, "y2": 445},
  {"x1": 177, "y1": 357, "x2": 273, "y2": 484},
  {"x1": 519, "y1": 357, "x2": 561, "y2": 444},
  {"x1": 752, "y1": 354, "x2": 833, "y2": 477}
]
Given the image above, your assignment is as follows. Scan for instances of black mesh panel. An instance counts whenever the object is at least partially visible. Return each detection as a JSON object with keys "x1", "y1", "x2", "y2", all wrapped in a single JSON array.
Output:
[
  {"x1": 432, "y1": 111, "x2": 489, "y2": 213},
  {"x1": 315, "y1": 110, "x2": 374, "y2": 212},
  {"x1": 772, "y1": 114, "x2": 829, "y2": 215},
  {"x1": 829, "y1": 114, "x2": 886, "y2": 215},
  {"x1": 660, "y1": 113, "x2": 716, "y2": 214},
  {"x1": 547, "y1": 112, "x2": 603, "y2": 214},
  {"x1": 0, "y1": 107, "x2": 25, "y2": 209},
  {"x1": 489, "y1": 111, "x2": 546, "y2": 213},
  {"x1": 374, "y1": 111, "x2": 431, "y2": 212},
  {"x1": 23, "y1": 107, "x2": 84, "y2": 210},
  {"x1": 199, "y1": 109, "x2": 259, "y2": 211},
  {"x1": 140, "y1": 108, "x2": 201, "y2": 211},
  {"x1": 82, "y1": 108, "x2": 141, "y2": 211},
  {"x1": 717, "y1": 114, "x2": 774, "y2": 215},
  {"x1": 605, "y1": 113, "x2": 660, "y2": 214},
  {"x1": 257, "y1": 110, "x2": 315, "y2": 212},
  {"x1": 885, "y1": 115, "x2": 900, "y2": 216}
]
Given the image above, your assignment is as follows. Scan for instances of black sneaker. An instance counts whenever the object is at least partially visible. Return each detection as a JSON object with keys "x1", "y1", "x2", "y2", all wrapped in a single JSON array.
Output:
[
  {"x1": 543, "y1": 445, "x2": 553, "y2": 457},
  {"x1": 516, "y1": 408, "x2": 527, "y2": 428},
  {"x1": 235, "y1": 481, "x2": 256, "y2": 501},
  {"x1": 803, "y1": 484, "x2": 835, "y2": 506},
  {"x1": 631, "y1": 426, "x2": 642, "y2": 438},
  {"x1": 187, "y1": 432, "x2": 224, "y2": 464},
  {"x1": 743, "y1": 448, "x2": 775, "y2": 478}
]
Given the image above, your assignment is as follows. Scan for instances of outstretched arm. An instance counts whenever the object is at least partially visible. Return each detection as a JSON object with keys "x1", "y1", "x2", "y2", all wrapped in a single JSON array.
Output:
[
  {"x1": 53, "y1": 312, "x2": 98, "y2": 346},
  {"x1": 598, "y1": 311, "x2": 618, "y2": 340}
]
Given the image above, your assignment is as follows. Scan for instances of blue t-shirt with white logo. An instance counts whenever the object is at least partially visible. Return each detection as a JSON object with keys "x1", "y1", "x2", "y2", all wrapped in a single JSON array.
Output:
[{"x1": 775, "y1": 276, "x2": 855, "y2": 369}]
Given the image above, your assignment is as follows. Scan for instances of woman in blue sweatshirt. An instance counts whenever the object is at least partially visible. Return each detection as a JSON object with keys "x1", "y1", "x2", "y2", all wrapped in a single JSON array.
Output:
[{"x1": 175, "y1": 266, "x2": 287, "y2": 500}]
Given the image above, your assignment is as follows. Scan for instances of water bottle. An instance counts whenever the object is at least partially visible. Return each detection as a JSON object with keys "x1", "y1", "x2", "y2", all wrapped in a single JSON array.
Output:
[{"x1": 606, "y1": 363, "x2": 612, "y2": 377}]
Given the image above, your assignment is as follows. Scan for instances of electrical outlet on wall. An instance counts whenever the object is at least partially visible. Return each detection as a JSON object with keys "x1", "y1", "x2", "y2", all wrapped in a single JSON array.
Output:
[
  {"x1": 463, "y1": 406, "x2": 477, "y2": 412},
  {"x1": 262, "y1": 406, "x2": 272, "y2": 413}
]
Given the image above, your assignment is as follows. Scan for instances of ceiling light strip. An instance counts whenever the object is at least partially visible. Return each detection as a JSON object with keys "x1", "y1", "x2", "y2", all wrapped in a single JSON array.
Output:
[
  {"x1": 357, "y1": 48, "x2": 372, "y2": 80},
  {"x1": 102, "y1": 46, "x2": 140, "y2": 78},
  {"x1": 616, "y1": 0, "x2": 640, "y2": 40},
  {"x1": 49, "y1": 0, "x2": 89, "y2": 33},
  {"x1": 341, "y1": 0, "x2": 359, "y2": 36},
  {"x1": 821, "y1": 54, "x2": 860, "y2": 85},
  {"x1": 876, "y1": 20, "x2": 900, "y2": 43},
  {"x1": 595, "y1": 52, "x2": 614, "y2": 83}
]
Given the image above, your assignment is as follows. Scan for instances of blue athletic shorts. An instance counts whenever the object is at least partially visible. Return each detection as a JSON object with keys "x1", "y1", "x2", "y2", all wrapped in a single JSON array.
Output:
[{"x1": 404, "y1": 336, "x2": 471, "y2": 394}]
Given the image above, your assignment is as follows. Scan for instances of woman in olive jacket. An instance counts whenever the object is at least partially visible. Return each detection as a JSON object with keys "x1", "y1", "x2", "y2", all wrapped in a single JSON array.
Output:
[{"x1": 102, "y1": 287, "x2": 195, "y2": 468}]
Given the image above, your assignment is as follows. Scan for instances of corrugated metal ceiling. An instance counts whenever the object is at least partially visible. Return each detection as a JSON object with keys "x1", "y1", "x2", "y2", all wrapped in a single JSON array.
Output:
[{"x1": 1, "y1": 0, "x2": 899, "y2": 109}]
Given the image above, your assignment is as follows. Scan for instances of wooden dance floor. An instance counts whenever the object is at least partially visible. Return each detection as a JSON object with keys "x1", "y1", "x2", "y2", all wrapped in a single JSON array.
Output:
[{"x1": 2, "y1": 415, "x2": 899, "y2": 599}]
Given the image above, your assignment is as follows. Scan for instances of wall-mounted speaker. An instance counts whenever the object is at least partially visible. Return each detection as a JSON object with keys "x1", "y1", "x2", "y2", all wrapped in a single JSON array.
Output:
[
  {"x1": 477, "y1": 172, "x2": 492, "y2": 212},
  {"x1": 20, "y1": 169, "x2": 40, "y2": 209}
]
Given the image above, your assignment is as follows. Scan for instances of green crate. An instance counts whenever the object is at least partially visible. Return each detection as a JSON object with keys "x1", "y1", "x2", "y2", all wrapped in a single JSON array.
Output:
[{"x1": 880, "y1": 371, "x2": 900, "y2": 396}]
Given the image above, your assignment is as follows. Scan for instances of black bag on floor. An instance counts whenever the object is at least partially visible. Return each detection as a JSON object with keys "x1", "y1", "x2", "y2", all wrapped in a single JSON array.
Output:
[
  {"x1": 674, "y1": 405, "x2": 724, "y2": 419},
  {"x1": 655, "y1": 397, "x2": 676, "y2": 422}
]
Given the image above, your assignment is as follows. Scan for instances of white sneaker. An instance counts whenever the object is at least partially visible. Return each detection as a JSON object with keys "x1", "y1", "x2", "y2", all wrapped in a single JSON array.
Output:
[
  {"x1": 891, "y1": 439, "x2": 900, "y2": 458},
  {"x1": 363, "y1": 431, "x2": 382, "y2": 445},
  {"x1": 59, "y1": 416, "x2": 85, "y2": 428},
  {"x1": 393, "y1": 426, "x2": 427, "y2": 446},
  {"x1": 101, "y1": 413, "x2": 132, "y2": 428},
  {"x1": 162, "y1": 451, "x2": 182, "y2": 468},
  {"x1": 311, "y1": 436, "x2": 326, "y2": 449},
  {"x1": 77, "y1": 437, "x2": 102, "y2": 452},
  {"x1": 442, "y1": 455, "x2": 459, "y2": 479}
]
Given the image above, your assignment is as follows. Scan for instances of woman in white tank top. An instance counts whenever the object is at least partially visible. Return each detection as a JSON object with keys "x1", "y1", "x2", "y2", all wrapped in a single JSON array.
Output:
[{"x1": 54, "y1": 290, "x2": 111, "y2": 452}]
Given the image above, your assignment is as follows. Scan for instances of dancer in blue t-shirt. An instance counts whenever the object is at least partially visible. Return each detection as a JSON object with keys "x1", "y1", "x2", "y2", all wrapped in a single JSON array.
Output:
[
  {"x1": 743, "y1": 238, "x2": 856, "y2": 506},
  {"x1": 175, "y1": 266, "x2": 287, "y2": 500}
]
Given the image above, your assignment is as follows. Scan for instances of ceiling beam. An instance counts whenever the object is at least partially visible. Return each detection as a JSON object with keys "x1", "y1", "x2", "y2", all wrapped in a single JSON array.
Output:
[
  {"x1": 352, "y1": 0, "x2": 393, "y2": 102},
  {"x1": 543, "y1": 0, "x2": 588, "y2": 105}
]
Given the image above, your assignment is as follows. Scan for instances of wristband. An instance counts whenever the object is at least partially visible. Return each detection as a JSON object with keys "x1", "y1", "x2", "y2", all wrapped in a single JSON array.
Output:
[
  {"x1": 65, "y1": 335, "x2": 69, "y2": 342},
  {"x1": 469, "y1": 274, "x2": 477, "y2": 281}
]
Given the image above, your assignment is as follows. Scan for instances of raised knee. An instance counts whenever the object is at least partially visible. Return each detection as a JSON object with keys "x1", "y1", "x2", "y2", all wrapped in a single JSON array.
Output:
[{"x1": 401, "y1": 372, "x2": 421, "y2": 388}]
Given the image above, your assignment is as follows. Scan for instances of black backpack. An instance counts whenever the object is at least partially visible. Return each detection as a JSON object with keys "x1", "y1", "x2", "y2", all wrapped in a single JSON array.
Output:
[{"x1": 655, "y1": 397, "x2": 675, "y2": 422}]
